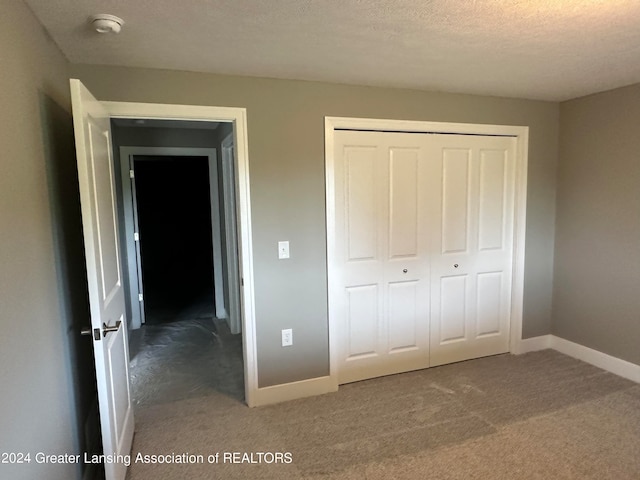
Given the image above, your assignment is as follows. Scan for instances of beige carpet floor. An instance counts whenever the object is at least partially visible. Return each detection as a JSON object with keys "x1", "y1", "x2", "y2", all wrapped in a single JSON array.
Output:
[{"x1": 126, "y1": 350, "x2": 640, "y2": 479}]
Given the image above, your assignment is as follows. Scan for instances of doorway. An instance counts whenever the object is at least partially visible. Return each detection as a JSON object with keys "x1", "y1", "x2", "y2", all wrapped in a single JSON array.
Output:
[
  {"x1": 134, "y1": 154, "x2": 214, "y2": 324},
  {"x1": 112, "y1": 121, "x2": 245, "y2": 406},
  {"x1": 100, "y1": 101, "x2": 258, "y2": 407},
  {"x1": 71, "y1": 81, "x2": 261, "y2": 480},
  {"x1": 117, "y1": 144, "x2": 228, "y2": 330}
]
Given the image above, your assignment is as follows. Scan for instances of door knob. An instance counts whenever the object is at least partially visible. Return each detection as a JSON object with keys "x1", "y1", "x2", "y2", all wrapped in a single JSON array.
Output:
[
  {"x1": 403, "y1": 269, "x2": 408, "y2": 273},
  {"x1": 103, "y1": 320, "x2": 122, "y2": 336}
]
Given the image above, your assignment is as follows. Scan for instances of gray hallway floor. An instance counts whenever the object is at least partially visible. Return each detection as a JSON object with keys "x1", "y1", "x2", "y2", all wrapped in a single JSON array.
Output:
[{"x1": 128, "y1": 299, "x2": 244, "y2": 408}]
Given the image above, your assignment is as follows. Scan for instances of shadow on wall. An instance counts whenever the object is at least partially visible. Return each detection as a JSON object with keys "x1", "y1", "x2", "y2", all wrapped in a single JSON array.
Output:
[{"x1": 40, "y1": 93, "x2": 102, "y2": 479}]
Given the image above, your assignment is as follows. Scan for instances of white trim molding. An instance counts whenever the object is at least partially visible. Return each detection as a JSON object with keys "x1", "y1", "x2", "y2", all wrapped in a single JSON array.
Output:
[
  {"x1": 325, "y1": 116, "x2": 530, "y2": 390},
  {"x1": 252, "y1": 376, "x2": 338, "y2": 407},
  {"x1": 102, "y1": 100, "x2": 259, "y2": 407},
  {"x1": 516, "y1": 335, "x2": 640, "y2": 384},
  {"x1": 550, "y1": 336, "x2": 640, "y2": 384},
  {"x1": 514, "y1": 334, "x2": 553, "y2": 354}
]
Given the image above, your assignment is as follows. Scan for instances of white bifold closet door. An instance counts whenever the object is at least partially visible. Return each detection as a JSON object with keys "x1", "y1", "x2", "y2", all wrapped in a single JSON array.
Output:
[
  {"x1": 333, "y1": 130, "x2": 516, "y2": 384},
  {"x1": 428, "y1": 134, "x2": 516, "y2": 367},
  {"x1": 333, "y1": 131, "x2": 432, "y2": 384}
]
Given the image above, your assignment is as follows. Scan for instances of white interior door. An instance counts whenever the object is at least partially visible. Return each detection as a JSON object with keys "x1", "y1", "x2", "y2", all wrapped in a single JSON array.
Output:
[
  {"x1": 333, "y1": 131, "x2": 431, "y2": 384},
  {"x1": 429, "y1": 134, "x2": 516, "y2": 366},
  {"x1": 71, "y1": 79, "x2": 134, "y2": 480},
  {"x1": 332, "y1": 129, "x2": 517, "y2": 383}
]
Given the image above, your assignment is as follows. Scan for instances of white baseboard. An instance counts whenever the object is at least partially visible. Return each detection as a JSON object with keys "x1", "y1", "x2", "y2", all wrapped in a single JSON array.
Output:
[
  {"x1": 550, "y1": 336, "x2": 640, "y2": 384},
  {"x1": 251, "y1": 375, "x2": 338, "y2": 407},
  {"x1": 514, "y1": 334, "x2": 552, "y2": 354},
  {"x1": 515, "y1": 334, "x2": 640, "y2": 384},
  {"x1": 253, "y1": 336, "x2": 639, "y2": 408}
]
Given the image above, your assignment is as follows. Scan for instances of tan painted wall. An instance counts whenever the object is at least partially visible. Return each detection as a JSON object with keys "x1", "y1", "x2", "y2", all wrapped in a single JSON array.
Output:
[
  {"x1": 0, "y1": 1, "x2": 94, "y2": 479},
  {"x1": 554, "y1": 84, "x2": 640, "y2": 365},
  {"x1": 71, "y1": 64, "x2": 559, "y2": 387}
]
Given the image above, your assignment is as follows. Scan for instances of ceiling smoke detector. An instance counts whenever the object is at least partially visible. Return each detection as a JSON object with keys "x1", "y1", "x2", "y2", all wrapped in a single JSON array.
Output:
[{"x1": 89, "y1": 14, "x2": 124, "y2": 34}]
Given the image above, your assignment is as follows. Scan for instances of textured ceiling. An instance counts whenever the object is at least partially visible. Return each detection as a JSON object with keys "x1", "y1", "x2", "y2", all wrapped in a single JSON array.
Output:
[{"x1": 24, "y1": 0, "x2": 640, "y2": 101}]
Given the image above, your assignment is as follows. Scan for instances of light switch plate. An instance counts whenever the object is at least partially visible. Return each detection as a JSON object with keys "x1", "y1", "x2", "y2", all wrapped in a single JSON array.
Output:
[
  {"x1": 282, "y1": 328, "x2": 293, "y2": 347},
  {"x1": 278, "y1": 241, "x2": 290, "y2": 259}
]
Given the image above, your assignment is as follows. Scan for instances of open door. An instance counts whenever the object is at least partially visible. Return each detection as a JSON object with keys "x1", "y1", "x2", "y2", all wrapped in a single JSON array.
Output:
[{"x1": 71, "y1": 79, "x2": 134, "y2": 480}]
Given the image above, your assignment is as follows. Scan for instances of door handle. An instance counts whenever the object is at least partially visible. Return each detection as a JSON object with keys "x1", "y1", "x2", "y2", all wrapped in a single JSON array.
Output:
[
  {"x1": 81, "y1": 321, "x2": 120, "y2": 340},
  {"x1": 103, "y1": 320, "x2": 122, "y2": 336}
]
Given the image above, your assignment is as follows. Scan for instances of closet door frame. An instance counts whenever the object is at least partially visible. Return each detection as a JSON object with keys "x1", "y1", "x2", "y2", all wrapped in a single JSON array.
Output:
[{"x1": 325, "y1": 116, "x2": 530, "y2": 389}]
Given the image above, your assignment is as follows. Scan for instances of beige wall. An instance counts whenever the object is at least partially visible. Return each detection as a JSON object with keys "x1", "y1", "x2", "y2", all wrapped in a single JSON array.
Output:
[
  {"x1": 553, "y1": 84, "x2": 640, "y2": 365},
  {"x1": 0, "y1": 1, "x2": 94, "y2": 479},
  {"x1": 72, "y1": 64, "x2": 560, "y2": 387}
]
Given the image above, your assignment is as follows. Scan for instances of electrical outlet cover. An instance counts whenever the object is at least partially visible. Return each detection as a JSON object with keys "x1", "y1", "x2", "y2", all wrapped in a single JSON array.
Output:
[{"x1": 278, "y1": 241, "x2": 290, "y2": 259}]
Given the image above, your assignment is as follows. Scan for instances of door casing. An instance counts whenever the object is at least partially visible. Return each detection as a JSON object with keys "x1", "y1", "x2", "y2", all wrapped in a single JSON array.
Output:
[{"x1": 325, "y1": 116, "x2": 530, "y2": 389}]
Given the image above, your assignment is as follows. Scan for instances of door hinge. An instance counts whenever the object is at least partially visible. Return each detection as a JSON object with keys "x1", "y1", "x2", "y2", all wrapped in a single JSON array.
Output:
[
  {"x1": 138, "y1": 293, "x2": 143, "y2": 302},
  {"x1": 241, "y1": 277, "x2": 244, "y2": 287},
  {"x1": 134, "y1": 232, "x2": 139, "y2": 242},
  {"x1": 129, "y1": 169, "x2": 135, "y2": 179}
]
